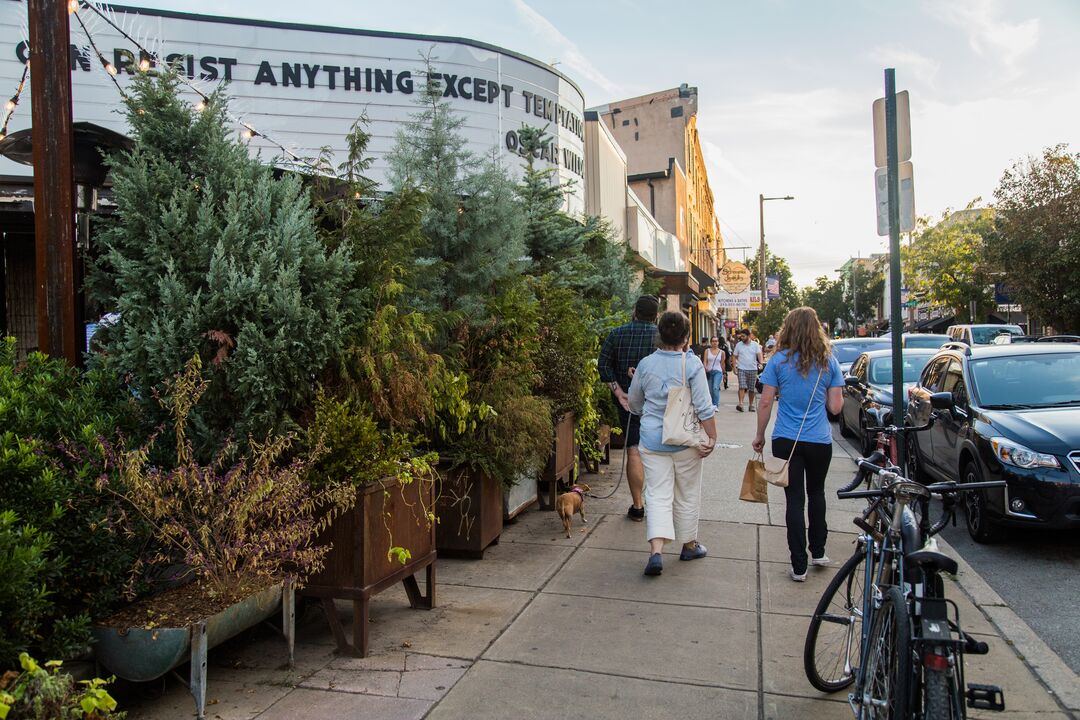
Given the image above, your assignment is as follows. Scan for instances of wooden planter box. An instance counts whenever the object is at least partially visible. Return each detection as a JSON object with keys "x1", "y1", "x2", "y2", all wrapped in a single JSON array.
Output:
[
  {"x1": 302, "y1": 476, "x2": 436, "y2": 658},
  {"x1": 436, "y1": 464, "x2": 503, "y2": 559},
  {"x1": 538, "y1": 411, "x2": 576, "y2": 510},
  {"x1": 93, "y1": 583, "x2": 292, "y2": 720},
  {"x1": 580, "y1": 423, "x2": 612, "y2": 474}
]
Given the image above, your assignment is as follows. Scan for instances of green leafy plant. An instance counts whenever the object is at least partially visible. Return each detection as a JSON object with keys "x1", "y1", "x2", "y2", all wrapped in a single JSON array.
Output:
[
  {"x1": 0, "y1": 653, "x2": 124, "y2": 719},
  {"x1": 99, "y1": 356, "x2": 354, "y2": 607},
  {"x1": 0, "y1": 338, "x2": 145, "y2": 667}
]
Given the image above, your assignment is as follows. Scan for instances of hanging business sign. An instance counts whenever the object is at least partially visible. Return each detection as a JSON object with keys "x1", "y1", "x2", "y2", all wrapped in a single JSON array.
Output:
[
  {"x1": 718, "y1": 261, "x2": 751, "y2": 293},
  {"x1": 713, "y1": 291, "x2": 751, "y2": 310},
  {"x1": 0, "y1": 3, "x2": 587, "y2": 213}
]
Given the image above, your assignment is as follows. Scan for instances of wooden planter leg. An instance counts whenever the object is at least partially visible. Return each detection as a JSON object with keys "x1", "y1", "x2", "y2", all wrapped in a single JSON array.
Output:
[
  {"x1": 352, "y1": 597, "x2": 370, "y2": 658},
  {"x1": 320, "y1": 597, "x2": 350, "y2": 656},
  {"x1": 402, "y1": 561, "x2": 436, "y2": 610},
  {"x1": 189, "y1": 621, "x2": 208, "y2": 720},
  {"x1": 282, "y1": 580, "x2": 296, "y2": 669}
]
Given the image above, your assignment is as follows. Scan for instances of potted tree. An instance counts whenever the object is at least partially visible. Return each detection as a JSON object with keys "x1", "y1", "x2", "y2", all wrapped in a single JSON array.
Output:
[{"x1": 91, "y1": 358, "x2": 353, "y2": 720}]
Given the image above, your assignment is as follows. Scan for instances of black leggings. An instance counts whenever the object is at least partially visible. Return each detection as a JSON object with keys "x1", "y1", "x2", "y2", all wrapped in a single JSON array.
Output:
[{"x1": 772, "y1": 437, "x2": 832, "y2": 574}]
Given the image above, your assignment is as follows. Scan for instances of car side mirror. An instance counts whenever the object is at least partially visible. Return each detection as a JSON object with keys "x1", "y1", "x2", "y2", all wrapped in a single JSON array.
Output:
[
  {"x1": 929, "y1": 392, "x2": 954, "y2": 410},
  {"x1": 844, "y1": 375, "x2": 862, "y2": 388}
]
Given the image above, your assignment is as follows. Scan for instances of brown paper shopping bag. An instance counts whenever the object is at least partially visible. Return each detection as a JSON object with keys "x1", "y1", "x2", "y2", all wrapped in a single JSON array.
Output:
[{"x1": 740, "y1": 456, "x2": 769, "y2": 503}]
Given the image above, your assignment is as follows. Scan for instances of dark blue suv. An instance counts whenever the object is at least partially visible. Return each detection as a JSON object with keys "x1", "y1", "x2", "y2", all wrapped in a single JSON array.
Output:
[{"x1": 906, "y1": 342, "x2": 1080, "y2": 542}]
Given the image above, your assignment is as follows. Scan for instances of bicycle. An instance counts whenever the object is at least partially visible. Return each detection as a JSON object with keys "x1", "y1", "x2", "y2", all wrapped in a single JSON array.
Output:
[{"x1": 804, "y1": 457, "x2": 1007, "y2": 718}]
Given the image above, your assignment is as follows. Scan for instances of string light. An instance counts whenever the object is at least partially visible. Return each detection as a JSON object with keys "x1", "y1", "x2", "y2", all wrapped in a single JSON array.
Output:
[
  {"x1": 78, "y1": 1, "x2": 317, "y2": 171},
  {"x1": 68, "y1": 0, "x2": 79, "y2": 13},
  {"x1": 0, "y1": 58, "x2": 29, "y2": 142}
]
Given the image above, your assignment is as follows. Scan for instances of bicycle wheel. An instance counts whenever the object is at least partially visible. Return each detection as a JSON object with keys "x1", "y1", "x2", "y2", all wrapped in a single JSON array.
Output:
[
  {"x1": 923, "y1": 666, "x2": 959, "y2": 720},
  {"x1": 804, "y1": 550, "x2": 867, "y2": 692},
  {"x1": 860, "y1": 585, "x2": 912, "y2": 719}
]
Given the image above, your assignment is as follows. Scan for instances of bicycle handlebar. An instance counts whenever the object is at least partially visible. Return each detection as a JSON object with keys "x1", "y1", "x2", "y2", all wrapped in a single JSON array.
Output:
[
  {"x1": 863, "y1": 417, "x2": 935, "y2": 435},
  {"x1": 837, "y1": 450, "x2": 887, "y2": 494},
  {"x1": 838, "y1": 462, "x2": 1006, "y2": 503}
]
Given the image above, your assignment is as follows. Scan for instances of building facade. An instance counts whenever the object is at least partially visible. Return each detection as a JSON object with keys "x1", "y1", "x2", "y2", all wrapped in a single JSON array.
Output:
[{"x1": 592, "y1": 84, "x2": 727, "y2": 343}]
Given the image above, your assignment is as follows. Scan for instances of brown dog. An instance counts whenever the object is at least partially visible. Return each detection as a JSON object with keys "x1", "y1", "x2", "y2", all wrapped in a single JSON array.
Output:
[{"x1": 556, "y1": 483, "x2": 591, "y2": 538}]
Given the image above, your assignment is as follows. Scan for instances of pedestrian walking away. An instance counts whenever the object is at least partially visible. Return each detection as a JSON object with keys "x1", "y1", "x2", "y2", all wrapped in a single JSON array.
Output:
[
  {"x1": 702, "y1": 335, "x2": 727, "y2": 409},
  {"x1": 628, "y1": 310, "x2": 717, "y2": 576},
  {"x1": 752, "y1": 307, "x2": 844, "y2": 581},
  {"x1": 732, "y1": 329, "x2": 764, "y2": 412},
  {"x1": 597, "y1": 294, "x2": 660, "y2": 522}
]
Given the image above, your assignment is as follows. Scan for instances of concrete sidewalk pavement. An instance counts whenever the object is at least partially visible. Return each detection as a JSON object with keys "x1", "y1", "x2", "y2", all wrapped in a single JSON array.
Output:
[{"x1": 126, "y1": 383, "x2": 1076, "y2": 719}]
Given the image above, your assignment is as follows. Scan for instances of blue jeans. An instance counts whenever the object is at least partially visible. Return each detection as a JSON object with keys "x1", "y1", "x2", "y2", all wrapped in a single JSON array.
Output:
[{"x1": 706, "y1": 370, "x2": 724, "y2": 407}]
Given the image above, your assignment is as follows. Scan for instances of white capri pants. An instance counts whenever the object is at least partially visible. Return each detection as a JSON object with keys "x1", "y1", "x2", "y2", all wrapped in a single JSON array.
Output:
[{"x1": 640, "y1": 446, "x2": 704, "y2": 544}]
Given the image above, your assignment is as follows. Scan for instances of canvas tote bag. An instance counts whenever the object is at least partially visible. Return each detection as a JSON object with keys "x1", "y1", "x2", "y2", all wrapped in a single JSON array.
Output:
[
  {"x1": 661, "y1": 352, "x2": 710, "y2": 447},
  {"x1": 740, "y1": 366, "x2": 825, "y2": 503}
]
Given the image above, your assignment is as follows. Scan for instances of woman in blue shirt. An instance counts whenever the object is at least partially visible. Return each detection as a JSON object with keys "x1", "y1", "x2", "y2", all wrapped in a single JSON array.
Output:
[
  {"x1": 628, "y1": 311, "x2": 718, "y2": 577},
  {"x1": 752, "y1": 308, "x2": 845, "y2": 582}
]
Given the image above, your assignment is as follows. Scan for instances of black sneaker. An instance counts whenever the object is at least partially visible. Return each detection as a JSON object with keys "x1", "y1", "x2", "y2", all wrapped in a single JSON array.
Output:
[
  {"x1": 627, "y1": 505, "x2": 645, "y2": 521},
  {"x1": 644, "y1": 553, "x2": 663, "y2": 576}
]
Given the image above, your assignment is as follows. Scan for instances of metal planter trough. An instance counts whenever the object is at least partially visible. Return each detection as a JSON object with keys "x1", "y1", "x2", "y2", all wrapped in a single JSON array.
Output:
[{"x1": 92, "y1": 582, "x2": 294, "y2": 720}]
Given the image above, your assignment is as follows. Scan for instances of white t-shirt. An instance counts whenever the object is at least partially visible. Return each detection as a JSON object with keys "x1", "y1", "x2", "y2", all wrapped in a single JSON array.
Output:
[{"x1": 733, "y1": 341, "x2": 762, "y2": 371}]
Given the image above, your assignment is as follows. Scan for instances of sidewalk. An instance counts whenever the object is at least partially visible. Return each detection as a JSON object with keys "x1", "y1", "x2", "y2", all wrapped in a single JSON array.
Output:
[{"x1": 126, "y1": 383, "x2": 1075, "y2": 719}]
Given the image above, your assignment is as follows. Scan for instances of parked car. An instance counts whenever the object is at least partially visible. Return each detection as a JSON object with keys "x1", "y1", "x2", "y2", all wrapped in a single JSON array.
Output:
[
  {"x1": 906, "y1": 342, "x2": 1080, "y2": 542},
  {"x1": 1036, "y1": 335, "x2": 1080, "y2": 343},
  {"x1": 946, "y1": 324, "x2": 1025, "y2": 345},
  {"x1": 830, "y1": 337, "x2": 890, "y2": 374},
  {"x1": 840, "y1": 348, "x2": 937, "y2": 454},
  {"x1": 901, "y1": 333, "x2": 950, "y2": 349}
]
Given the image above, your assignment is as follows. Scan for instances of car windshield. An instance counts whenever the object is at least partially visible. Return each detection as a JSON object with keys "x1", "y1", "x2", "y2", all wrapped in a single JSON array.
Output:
[
  {"x1": 869, "y1": 355, "x2": 931, "y2": 385},
  {"x1": 832, "y1": 341, "x2": 888, "y2": 363},
  {"x1": 970, "y1": 326, "x2": 1024, "y2": 344},
  {"x1": 905, "y1": 335, "x2": 948, "y2": 349},
  {"x1": 969, "y1": 353, "x2": 1080, "y2": 407}
]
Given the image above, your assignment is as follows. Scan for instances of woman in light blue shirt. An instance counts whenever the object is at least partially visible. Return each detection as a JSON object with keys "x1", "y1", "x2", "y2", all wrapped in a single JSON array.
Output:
[
  {"x1": 628, "y1": 311, "x2": 717, "y2": 577},
  {"x1": 752, "y1": 307, "x2": 844, "y2": 582}
]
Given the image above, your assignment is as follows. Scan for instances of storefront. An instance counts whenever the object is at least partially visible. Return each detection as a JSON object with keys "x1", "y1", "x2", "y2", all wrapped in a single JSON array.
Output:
[{"x1": 0, "y1": 4, "x2": 587, "y2": 351}]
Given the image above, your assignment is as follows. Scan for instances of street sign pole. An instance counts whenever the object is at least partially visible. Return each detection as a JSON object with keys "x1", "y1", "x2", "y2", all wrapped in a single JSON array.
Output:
[{"x1": 885, "y1": 68, "x2": 906, "y2": 469}]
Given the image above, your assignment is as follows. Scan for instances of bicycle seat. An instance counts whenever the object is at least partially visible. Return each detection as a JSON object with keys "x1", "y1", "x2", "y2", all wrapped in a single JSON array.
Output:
[{"x1": 905, "y1": 550, "x2": 958, "y2": 576}]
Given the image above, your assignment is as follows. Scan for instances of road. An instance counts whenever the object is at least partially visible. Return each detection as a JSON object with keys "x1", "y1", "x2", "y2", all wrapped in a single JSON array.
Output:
[{"x1": 832, "y1": 427, "x2": 1080, "y2": 676}]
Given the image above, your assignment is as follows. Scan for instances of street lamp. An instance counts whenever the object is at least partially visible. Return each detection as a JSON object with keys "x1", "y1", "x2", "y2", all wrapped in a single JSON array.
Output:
[{"x1": 759, "y1": 194, "x2": 794, "y2": 309}]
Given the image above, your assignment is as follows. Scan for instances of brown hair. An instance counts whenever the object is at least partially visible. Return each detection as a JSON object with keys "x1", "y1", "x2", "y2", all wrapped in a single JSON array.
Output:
[
  {"x1": 657, "y1": 311, "x2": 690, "y2": 348},
  {"x1": 776, "y1": 306, "x2": 833, "y2": 376}
]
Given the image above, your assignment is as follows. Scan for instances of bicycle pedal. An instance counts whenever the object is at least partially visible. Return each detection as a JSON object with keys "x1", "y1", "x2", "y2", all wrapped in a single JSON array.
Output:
[{"x1": 966, "y1": 683, "x2": 1005, "y2": 711}]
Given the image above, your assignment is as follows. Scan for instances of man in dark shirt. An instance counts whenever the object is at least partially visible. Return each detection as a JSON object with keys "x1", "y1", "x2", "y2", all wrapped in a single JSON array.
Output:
[{"x1": 597, "y1": 295, "x2": 659, "y2": 520}]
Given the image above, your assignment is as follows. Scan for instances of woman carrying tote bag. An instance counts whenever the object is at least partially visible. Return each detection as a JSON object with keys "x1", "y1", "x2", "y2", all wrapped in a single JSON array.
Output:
[
  {"x1": 628, "y1": 311, "x2": 717, "y2": 578},
  {"x1": 751, "y1": 307, "x2": 844, "y2": 582}
]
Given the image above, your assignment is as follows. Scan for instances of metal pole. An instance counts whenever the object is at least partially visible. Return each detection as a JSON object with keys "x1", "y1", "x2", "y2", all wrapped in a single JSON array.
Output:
[
  {"x1": 885, "y1": 68, "x2": 906, "y2": 469},
  {"x1": 28, "y1": 0, "x2": 80, "y2": 365},
  {"x1": 758, "y1": 193, "x2": 766, "y2": 311},
  {"x1": 853, "y1": 254, "x2": 859, "y2": 334}
]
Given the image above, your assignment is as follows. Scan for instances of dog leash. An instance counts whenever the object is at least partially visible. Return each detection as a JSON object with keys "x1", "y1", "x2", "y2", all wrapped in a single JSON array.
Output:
[{"x1": 586, "y1": 407, "x2": 634, "y2": 500}]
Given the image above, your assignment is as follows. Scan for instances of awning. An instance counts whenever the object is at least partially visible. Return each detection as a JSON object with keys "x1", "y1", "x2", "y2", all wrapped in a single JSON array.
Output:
[
  {"x1": 912, "y1": 314, "x2": 955, "y2": 332},
  {"x1": 689, "y1": 261, "x2": 719, "y2": 295},
  {"x1": 650, "y1": 270, "x2": 700, "y2": 297}
]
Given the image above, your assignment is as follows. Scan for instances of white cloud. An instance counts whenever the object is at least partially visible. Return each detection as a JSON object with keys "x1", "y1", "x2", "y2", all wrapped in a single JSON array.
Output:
[
  {"x1": 701, "y1": 139, "x2": 753, "y2": 190},
  {"x1": 926, "y1": 0, "x2": 1039, "y2": 76},
  {"x1": 868, "y1": 45, "x2": 941, "y2": 90},
  {"x1": 511, "y1": 0, "x2": 623, "y2": 96}
]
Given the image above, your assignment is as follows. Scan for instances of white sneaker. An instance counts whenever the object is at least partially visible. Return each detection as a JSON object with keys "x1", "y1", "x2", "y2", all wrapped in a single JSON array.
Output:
[
  {"x1": 810, "y1": 555, "x2": 831, "y2": 567},
  {"x1": 790, "y1": 569, "x2": 807, "y2": 582}
]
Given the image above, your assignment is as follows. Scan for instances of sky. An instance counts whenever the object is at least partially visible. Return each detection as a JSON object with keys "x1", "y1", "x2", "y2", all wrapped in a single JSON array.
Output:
[{"x1": 99, "y1": 0, "x2": 1080, "y2": 287}]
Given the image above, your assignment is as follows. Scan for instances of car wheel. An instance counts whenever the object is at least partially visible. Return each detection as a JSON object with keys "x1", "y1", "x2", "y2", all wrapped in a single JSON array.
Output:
[
  {"x1": 859, "y1": 414, "x2": 876, "y2": 456},
  {"x1": 906, "y1": 434, "x2": 928, "y2": 483},
  {"x1": 962, "y1": 461, "x2": 1003, "y2": 544}
]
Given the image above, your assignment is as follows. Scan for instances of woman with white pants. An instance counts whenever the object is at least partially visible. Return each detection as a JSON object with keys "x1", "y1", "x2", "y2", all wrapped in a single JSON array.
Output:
[{"x1": 628, "y1": 311, "x2": 718, "y2": 576}]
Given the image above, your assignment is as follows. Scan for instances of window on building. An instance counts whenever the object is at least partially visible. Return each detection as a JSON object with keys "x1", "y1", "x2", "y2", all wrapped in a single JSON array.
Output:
[
  {"x1": 670, "y1": 106, "x2": 683, "y2": 118},
  {"x1": 622, "y1": 119, "x2": 630, "y2": 126},
  {"x1": 634, "y1": 132, "x2": 639, "y2": 141}
]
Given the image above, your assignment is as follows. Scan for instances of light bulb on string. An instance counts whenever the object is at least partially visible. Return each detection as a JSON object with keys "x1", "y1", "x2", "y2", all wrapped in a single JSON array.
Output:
[
  {"x1": 139, "y1": 58, "x2": 150, "y2": 72},
  {"x1": 4, "y1": 97, "x2": 15, "y2": 112},
  {"x1": 105, "y1": 63, "x2": 117, "y2": 76},
  {"x1": 195, "y1": 98, "x2": 207, "y2": 112},
  {"x1": 68, "y1": 0, "x2": 79, "y2": 13}
]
